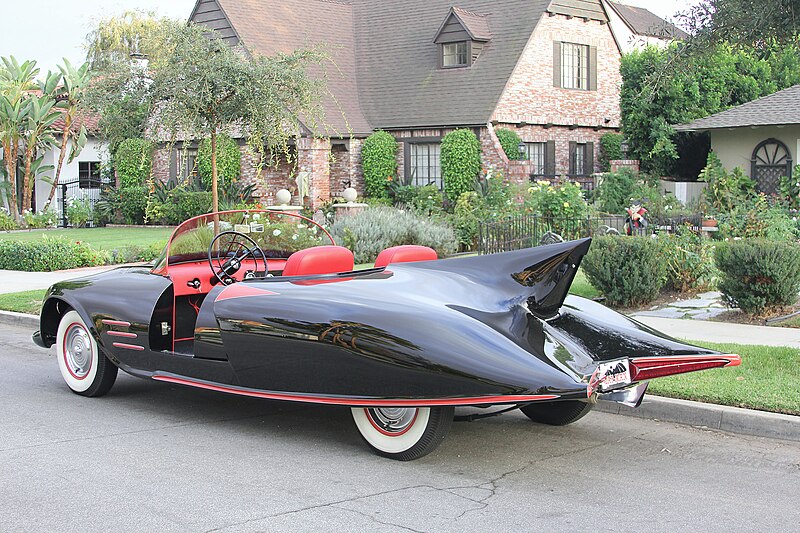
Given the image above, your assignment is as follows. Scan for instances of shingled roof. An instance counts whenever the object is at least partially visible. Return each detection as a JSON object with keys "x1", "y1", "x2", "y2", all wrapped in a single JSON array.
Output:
[
  {"x1": 606, "y1": 1, "x2": 688, "y2": 40},
  {"x1": 675, "y1": 85, "x2": 800, "y2": 132},
  {"x1": 199, "y1": 0, "x2": 605, "y2": 132}
]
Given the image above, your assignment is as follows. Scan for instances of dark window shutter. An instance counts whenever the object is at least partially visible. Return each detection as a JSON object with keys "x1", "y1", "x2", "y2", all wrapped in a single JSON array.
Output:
[
  {"x1": 546, "y1": 140, "x2": 556, "y2": 177},
  {"x1": 568, "y1": 141, "x2": 577, "y2": 176},
  {"x1": 586, "y1": 142, "x2": 594, "y2": 174},
  {"x1": 553, "y1": 42, "x2": 562, "y2": 88},
  {"x1": 589, "y1": 46, "x2": 597, "y2": 91},
  {"x1": 169, "y1": 148, "x2": 178, "y2": 183}
]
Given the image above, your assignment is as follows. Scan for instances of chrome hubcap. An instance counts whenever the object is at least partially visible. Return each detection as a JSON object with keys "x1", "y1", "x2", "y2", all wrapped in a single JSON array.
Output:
[
  {"x1": 368, "y1": 407, "x2": 416, "y2": 433},
  {"x1": 65, "y1": 325, "x2": 92, "y2": 378}
]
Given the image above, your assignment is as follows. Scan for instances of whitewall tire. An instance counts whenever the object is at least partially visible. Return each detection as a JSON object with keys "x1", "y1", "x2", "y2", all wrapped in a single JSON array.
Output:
[
  {"x1": 56, "y1": 310, "x2": 118, "y2": 397},
  {"x1": 351, "y1": 406, "x2": 453, "y2": 461}
]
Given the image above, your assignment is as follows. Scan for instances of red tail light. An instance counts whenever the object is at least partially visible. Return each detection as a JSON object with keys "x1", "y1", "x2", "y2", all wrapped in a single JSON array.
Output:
[{"x1": 630, "y1": 354, "x2": 741, "y2": 381}]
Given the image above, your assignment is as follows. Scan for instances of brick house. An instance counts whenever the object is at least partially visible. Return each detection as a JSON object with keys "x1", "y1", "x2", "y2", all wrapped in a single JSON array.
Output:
[{"x1": 155, "y1": 0, "x2": 661, "y2": 207}]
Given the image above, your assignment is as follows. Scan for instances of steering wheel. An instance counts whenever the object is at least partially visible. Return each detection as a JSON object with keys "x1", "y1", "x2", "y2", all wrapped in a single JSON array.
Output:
[{"x1": 207, "y1": 231, "x2": 268, "y2": 285}]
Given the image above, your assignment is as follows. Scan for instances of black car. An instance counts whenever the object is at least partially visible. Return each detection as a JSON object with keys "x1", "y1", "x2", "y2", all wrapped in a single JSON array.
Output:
[{"x1": 33, "y1": 210, "x2": 740, "y2": 460}]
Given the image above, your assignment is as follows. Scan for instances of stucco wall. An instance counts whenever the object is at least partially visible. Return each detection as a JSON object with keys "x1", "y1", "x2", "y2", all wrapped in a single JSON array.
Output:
[
  {"x1": 710, "y1": 126, "x2": 800, "y2": 177},
  {"x1": 35, "y1": 138, "x2": 108, "y2": 213}
]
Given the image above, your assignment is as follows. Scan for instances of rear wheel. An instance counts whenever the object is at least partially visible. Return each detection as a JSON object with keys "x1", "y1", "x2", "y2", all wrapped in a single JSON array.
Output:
[
  {"x1": 56, "y1": 310, "x2": 118, "y2": 397},
  {"x1": 351, "y1": 406, "x2": 454, "y2": 461},
  {"x1": 519, "y1": 400, "x2": 593, "y2": 426}
]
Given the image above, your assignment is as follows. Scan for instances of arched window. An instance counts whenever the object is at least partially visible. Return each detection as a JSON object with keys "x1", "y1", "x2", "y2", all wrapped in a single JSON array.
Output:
[{"x1": 751, "y1": 138, "x2": 792, "y2": 194}]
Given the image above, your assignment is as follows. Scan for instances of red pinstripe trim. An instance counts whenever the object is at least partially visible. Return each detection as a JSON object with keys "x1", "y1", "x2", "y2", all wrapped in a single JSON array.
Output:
[
  {"x1": 216, "y1": 284, "x2": 278, "y2": 302},
  {"x1": 102, "y1": 319, "x2": 130, "y2": 327},
  {"x1": 631, "y1": 354, "x2": 741, "y2": 367},
  {"x1": 152, "y1": 374, "x2": 560, "y2": 406},
  {"x1": 113, "y1": 342, "x2": 145, "y2": 351},
  {"x1": 108, "y1": 331, "x2": 137, "y2": 338}
]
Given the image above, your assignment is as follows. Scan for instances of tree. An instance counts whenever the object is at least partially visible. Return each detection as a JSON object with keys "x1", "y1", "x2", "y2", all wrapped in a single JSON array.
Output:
[
  {"x1": 19, "y1": 85, "x2": 60, "y2": 213},
  {"x1": 46, "y1": 59, "x2": 93, "y2": 206},
  {"x1": 678, "y1": 0, "x2": 800, "y2": 51},
  {"x1": 86, "y1": 17, "x2": 326, "y2": 223},
  {"x1": 0, "y1": 56, "x2": 38, "y2": 221},
  {"x1": 620, "y1": 43, "x2": 798, "y2": 177}
]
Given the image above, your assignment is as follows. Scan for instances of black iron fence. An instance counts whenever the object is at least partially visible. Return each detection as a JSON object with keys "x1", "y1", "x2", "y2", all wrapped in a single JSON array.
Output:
[
  {"x1": 477, "y1": 213, "x2": 705, "y2": 255},
  {"x1": 57, "y1": 179, "x2": 101, "y2": 227}
]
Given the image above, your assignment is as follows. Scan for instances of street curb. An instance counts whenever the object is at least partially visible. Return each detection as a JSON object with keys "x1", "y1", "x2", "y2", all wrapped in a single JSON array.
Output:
[
  {"x1": 0, "y1": 310, "x2": 39, "y2": 330},
  {"x1": 597, "y1": 395, "x2": 800, "y2": 442}
]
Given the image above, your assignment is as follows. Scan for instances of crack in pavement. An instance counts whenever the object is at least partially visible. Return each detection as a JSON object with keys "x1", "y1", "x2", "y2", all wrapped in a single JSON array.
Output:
[
  {"x1": 442, "y1": 441, "x2": 610, "y2": 520},
  {"x1": 334, "y1": 505, "x2": 426, "y2": 533}
]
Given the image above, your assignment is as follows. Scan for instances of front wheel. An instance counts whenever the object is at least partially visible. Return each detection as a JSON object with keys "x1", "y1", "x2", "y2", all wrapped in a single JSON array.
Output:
[
  {"x1": 519, "y1": 400, "x2": 593, "y2": 426},
  {"x1": 56, "y1": 310, "x2": 118, "y2": 397},
  {"x1": 351, "y1": 406, "x2": 454, "y2": 461}
]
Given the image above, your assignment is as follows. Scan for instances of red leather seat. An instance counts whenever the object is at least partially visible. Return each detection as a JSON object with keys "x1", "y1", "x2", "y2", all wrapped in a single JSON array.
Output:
[
  {"x1": 374, "y1": 245, "x2": 438, "y2": 268},
  {"x1": 282, "y1": 246, "x2": 354, "y2": 277}
]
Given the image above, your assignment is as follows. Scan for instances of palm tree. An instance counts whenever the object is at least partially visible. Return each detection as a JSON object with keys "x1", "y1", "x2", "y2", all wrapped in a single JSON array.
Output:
[
  {"x1": 0, "y1": 56, "x2": 38, "y2": 220},
  {"x1": 46, "y1": 59, "x2": 92, "y2": 207},
  {"x1": 20, "y1": 84, "x2": 61, "y2": 213}
]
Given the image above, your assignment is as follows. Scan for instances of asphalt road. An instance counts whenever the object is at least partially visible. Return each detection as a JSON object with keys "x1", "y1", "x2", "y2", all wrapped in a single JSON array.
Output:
[{"x1": 2, "y1": 324, "x2": 799, "y2": 533}]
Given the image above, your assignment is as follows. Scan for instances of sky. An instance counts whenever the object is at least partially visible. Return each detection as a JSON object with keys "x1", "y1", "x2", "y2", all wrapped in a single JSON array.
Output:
[{"x1": 0, "y1": 0, "x2": 700, "y2": 77}]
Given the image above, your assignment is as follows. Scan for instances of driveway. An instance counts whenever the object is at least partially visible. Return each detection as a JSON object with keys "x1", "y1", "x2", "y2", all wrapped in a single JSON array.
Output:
[{"x1": 2, "y1": 324, "x2": 799, "y2": 532}]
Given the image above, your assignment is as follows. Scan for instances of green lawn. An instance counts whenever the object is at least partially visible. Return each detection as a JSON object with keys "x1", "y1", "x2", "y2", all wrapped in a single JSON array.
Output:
[
  {"x1": 648, "y1": 340, "x2": 800, "y2": 415},
  {"x1": 0, "y1": 290, "x2": 46, "y2": 315},
  {"x1": 0, "y1": 227, "x2": 173, "y2": 251},
  {"x1": 569, "y1": 269, "x2": 602, "y2": 299}
]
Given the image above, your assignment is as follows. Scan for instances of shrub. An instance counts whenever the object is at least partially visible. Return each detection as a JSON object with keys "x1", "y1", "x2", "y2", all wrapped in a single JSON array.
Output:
[
  {"x1": 447, "y1": 176, "x2": 525, "y2": 250},
  {"x1": 441, "y1": 129, "x2": 481, "y2": 202},
  {"x1": 659, "y1": 228, "x2": 718, "y2": 292},
  {"x1": 66, "y1": 197, "x2": 93, "y2": 227},
  {"x1": 698, "y1": 153, "x2": 756, "y2": 213},
  {"x1": 22, "y1": 207, "x2": 57, "y2": 229},
  {"x1": 115, "y1": 138, "x2": 153, "y2": 188},
  {"x1": 714, "y1": 240, "x2": 800, "y2": 314},
  {"x1": 392, "y1": 184, "x2": 443, "y2": 216},
  {"x1": 526, "y1": 180, "x2": 588, "y2": 220},
  {"x1": 0, "y1": 207, "x2": 17, "y2": 231},
  {"x1": 0, "y1": 237, "x2": 110, "y2": 272},
  {"x1": 114, "y1": 185, "x2": 149, "y2": 225},
  {"x1": 495, "y1": 128, "x2": 524, "y2": 160},
  {"x1": 362, "y1": 130, "x2": 398, "y2": 199},
  {"x1": 331, "y1": 206, "x2": 457, "y2": 264},
  {"x1": 594, "y1": 168, "x2": 639, "y2": 214},
  {"x1": 717, "y1": 196, "x2": 799, "y2": 242},
  {"x1": 598, "y1": 133, "x2": 623, "y2": 171},
  {"x1": 117, "y1": 240, "x2": 166, "y2": 263},
  {"x1": 170, "y1": 190, "x2": 213, "y2": 222},
  {"x1": 582, "y1": 236, "x2": 666, "y2": 306},
  {"x1": 198, "y1": 134, "x2": 241, "y2": 191}
]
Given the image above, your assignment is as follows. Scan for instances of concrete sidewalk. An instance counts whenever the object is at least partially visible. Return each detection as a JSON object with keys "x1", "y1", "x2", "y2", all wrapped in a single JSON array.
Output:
[
  {"x1": 0, "y1": 265, "x2": 125, "y2": 294},
  {"x1": 631, "y1": 315, "x2": 800, "y2": 348}
]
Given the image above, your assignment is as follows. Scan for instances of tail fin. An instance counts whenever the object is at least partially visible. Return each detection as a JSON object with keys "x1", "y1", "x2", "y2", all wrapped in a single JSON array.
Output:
[{"x1": 411, "y1": 238, "x2": 592, "y2": 318}]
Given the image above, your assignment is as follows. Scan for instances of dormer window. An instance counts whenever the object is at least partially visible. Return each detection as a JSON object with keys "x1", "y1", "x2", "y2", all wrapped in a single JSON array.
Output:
[
  {"x1": 443, "y1": 42, "x2": 468, "y2": 68},
  {"x1": 434, "y1": 7, "x2": 491, "y2": 69}
]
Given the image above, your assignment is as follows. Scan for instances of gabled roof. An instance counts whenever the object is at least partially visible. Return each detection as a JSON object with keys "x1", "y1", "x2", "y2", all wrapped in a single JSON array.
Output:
[
  {"x1": 675, "y1": 85, "x2": 800, "y2": 132},
  {"x1": 196, "y1": 0, "x2": 606, "y2": 131},
  {"x1": 606, "y1": 1, "x2": 688, "y2": 40},
  {"x1": 448, "y1": 7, "x2": 492, "y2": 41},
  {"x1": 53, "y1": 111, "x2": 100, "y2": 135}
]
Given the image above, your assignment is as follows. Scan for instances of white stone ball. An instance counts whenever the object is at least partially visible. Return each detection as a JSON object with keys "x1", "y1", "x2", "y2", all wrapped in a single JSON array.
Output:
[
  {"x1": 276, "y1": 189, "x2": 292, "y2": 205},
  {"x1": 342, "y1": 187, "x2": 358, "y2": 203}
]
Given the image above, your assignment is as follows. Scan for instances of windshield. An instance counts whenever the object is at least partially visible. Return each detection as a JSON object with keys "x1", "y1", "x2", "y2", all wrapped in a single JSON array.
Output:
[{"x1": 152, "y1": 210, "x2": 334, "y2": 275}]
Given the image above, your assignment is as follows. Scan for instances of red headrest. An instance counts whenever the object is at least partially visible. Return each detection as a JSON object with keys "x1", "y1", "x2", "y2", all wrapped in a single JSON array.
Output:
[
  {"x1": 282, "y1": 246, "x2": 354, "y2": 277},
  {"x1": 374, "y1": 245, "x2": 438, "y2": 268}
]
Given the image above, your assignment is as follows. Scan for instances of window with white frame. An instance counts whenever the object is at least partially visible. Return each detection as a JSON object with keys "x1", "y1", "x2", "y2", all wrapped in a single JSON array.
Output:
[
  {"x1": 442, "y1": 42, "x2": 468, "y2": 68},
  {"x1": 409, "y1": 143, "x2": 442, "y2": 188},
  {"x1": 78, "y1": 161, "x2": 101, "y2": 189},
  {"x1": 523, "y1": 142, "x2": 547, "y2": 176},
  {"x1": 561, "y1": 42, "x2": 589, "y2": 90},
  {"x1": 574, "y1": 143, "x2": 587, "y2": 176}
]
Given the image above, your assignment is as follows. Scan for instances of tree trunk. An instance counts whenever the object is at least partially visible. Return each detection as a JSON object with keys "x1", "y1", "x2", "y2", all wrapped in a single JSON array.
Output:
[
  {"x1": 21, "y1": 144, "x2": 34, "y2": 214},
  {"x1": 6, "y1": 143, "x2": 21, "y2": 222},
  {"x1": 211, "y1": 128, "x2": 219, "y2": 236},
  {"x1": 47, "y1": 120, "x2": 71, "y2": 206}
]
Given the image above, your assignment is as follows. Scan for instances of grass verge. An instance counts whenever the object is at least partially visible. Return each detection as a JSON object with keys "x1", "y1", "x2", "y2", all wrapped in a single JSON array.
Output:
[
  {"x1": 0, "y1": 227, "x2": 172, "y2": 251},
  {"x1": 0, "y1": 290, "x2": 46, "y2": 315},
  {"x1": 648, "y1": 340, "x2": 800, "y2": 416}
]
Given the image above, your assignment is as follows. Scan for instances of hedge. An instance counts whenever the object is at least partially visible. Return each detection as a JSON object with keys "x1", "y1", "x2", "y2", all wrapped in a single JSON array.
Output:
[
  {"x1": 0, "y1": 237, "x2": 110, "y2": 272},
  {"x1": 495, "y1": 128, "x2": 524, "y2": 160},
  {"x1": 115, "y1": 139, "x2": 153, "y2": 188},
  {"x1": 198, "y1": 133, "x2": 241, "y2": 190},
  {"x1": 441, "y1": 129, "x2": 481, "y2": 202},
  {"x1": 362, "y1": 130, "x2": 398, "y2": 198}
]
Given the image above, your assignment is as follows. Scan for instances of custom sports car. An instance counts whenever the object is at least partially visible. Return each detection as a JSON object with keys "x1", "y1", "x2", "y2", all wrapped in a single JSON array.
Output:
[{"x1": 33, "y1": 210, "x2": 740, "y2": 460}]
